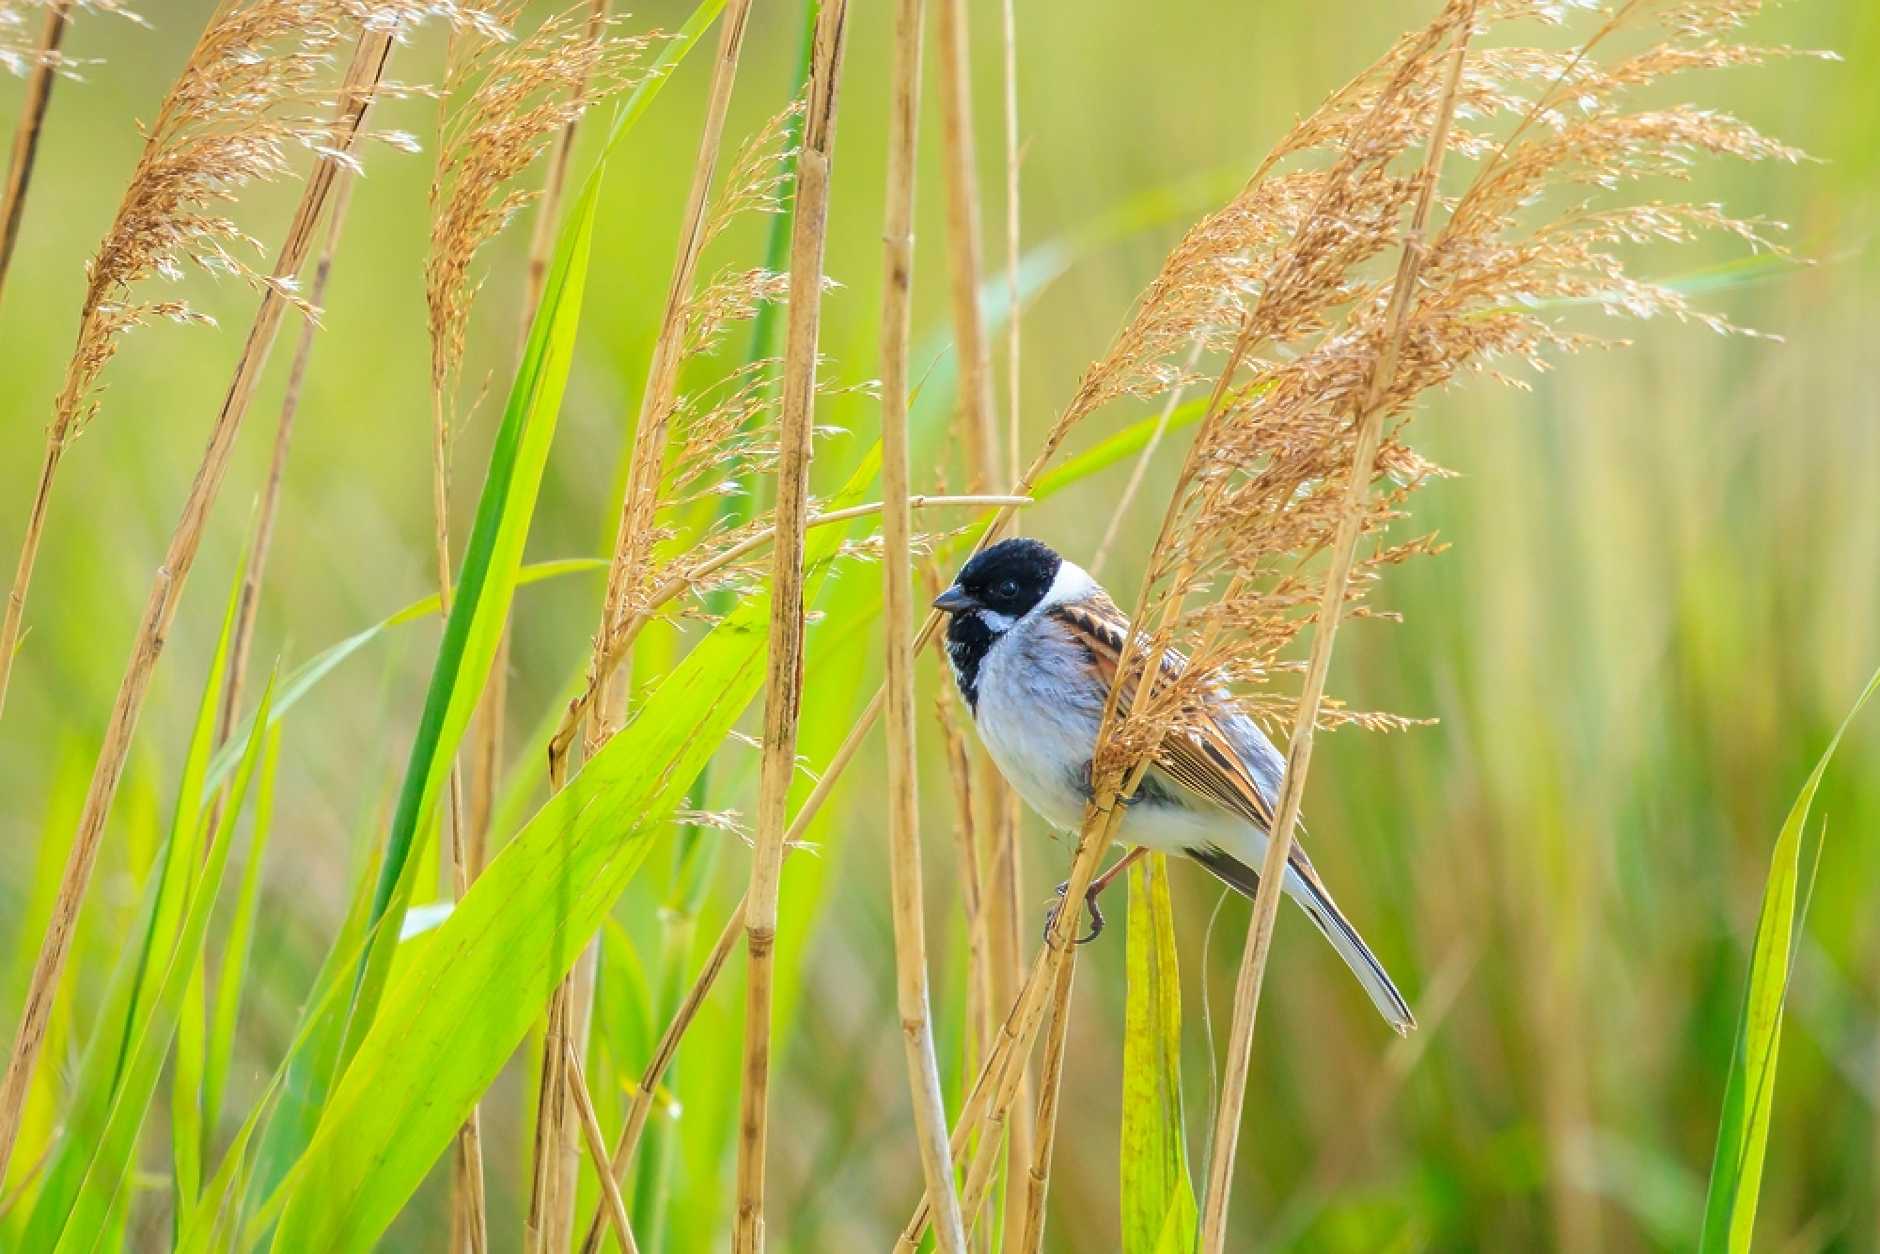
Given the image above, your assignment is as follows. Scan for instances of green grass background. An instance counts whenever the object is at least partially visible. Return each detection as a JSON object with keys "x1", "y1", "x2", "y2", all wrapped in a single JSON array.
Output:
[{"x1": 1, "y1": 0, "x2": 1878, "y2": 1249}]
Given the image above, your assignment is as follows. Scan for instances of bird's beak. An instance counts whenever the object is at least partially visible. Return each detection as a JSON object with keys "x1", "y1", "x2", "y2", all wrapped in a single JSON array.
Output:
[{"x1": 932, "y1": 586, "x2": 976, "y2": 613}]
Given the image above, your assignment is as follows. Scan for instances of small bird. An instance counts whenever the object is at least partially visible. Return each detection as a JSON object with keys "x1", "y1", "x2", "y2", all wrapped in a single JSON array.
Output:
[{"x1": 933, "y1": 537, "x2": 1416, "y2": 1034}]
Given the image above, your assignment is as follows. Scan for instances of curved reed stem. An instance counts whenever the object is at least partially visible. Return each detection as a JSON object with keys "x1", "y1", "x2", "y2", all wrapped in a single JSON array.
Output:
[
  {"x1": 0, "y1": 25, "x2": 398, "y2": 1187},
  {"x1": 576, "y1": 682, "x2": 879, "y2": 1254},
  {"x1": 880, "y1": 0, "x2": 967, "y2": 1242},
  {"x1": 733, "y1": 3, "x2": 849, "y2": 1245},
  {"x1": 936, "y1": 0, "x2": 999, "y2": 490},
  {"x1": 1015, "y1": 934, "x2": 1078, "y2": 1252},
  {"x1": 0, "y1": 0, "x2": 68, "y2": 307},
  {"x1": 1195, "y1": 11, "x2": 1476, "y2": 1249}
]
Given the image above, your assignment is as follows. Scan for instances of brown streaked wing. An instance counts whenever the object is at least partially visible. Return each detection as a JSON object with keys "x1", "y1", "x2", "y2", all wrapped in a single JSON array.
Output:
[{"x1": 1048, "y1": 596, "x2": 1325, "y2": 885}]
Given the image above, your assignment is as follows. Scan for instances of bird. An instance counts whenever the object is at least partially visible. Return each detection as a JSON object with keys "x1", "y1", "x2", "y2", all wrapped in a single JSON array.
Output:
[{"x1": 932, "y1": 536, "x2": 1416, "y2": 1034}]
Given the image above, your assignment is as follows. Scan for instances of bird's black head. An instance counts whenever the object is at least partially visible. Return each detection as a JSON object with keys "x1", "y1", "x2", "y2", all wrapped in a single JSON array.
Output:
[
  {"x1": 933, "y1": 538, "x2": 1063, "y2": 710},
  {"x1": 934, "y1": 537, "x2": 1062, "y2": 622}
]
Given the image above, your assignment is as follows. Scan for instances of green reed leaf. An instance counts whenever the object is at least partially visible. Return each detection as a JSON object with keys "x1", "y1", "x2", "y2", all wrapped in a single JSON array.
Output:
[
  {"x1": 266, "y1": 449, "x2": 875, "y2": 1254},
  {"x1": 1698, "y1": 663, "x2": 1880, "y2": 1254},
  {"x1": 47, "y1": 679, "x2": 273, "y2": 1254},
  {"x1": 1122, "y1": 854, "x2": 1196, "y2": 1254}
]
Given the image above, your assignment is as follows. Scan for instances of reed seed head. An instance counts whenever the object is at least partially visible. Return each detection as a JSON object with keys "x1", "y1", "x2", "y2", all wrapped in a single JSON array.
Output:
[{"x1": 1054, "y1": 0, "x2": 1805, "y2": 769}]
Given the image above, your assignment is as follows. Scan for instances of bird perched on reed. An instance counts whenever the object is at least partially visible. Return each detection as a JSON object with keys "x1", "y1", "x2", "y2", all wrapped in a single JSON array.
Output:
[{"x1": 934, "y1": 536, "x2": 1415, "y2": 1033}]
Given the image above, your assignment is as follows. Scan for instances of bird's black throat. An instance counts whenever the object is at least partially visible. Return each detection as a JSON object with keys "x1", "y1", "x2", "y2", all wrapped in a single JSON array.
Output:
[{"x1": 944, "y1": 611, "x2": 996, "y2": 711}]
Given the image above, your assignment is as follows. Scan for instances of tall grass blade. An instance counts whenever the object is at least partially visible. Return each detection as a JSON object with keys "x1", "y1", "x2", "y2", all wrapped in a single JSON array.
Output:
[
  {"x1": 1121, "y1": 854, "x2": 1196, "y2": 1254},
  {"x1": 343, "y1": 0, "x2": 727, "y2": 1063},
  {"x1": 243, "y1": 841, "x2": 383, "y2": 1226},
  {"x1": 0, "y1": 748, "x2": 85, "y2": 1224},
  {"x1": 1697, "y1": 664, "x2": 1880, "y2": 1254},
  {"x1": 179, "y1": 853, "x2": 395, "y2": 1254},
  {"x1": 44, "y1": 680, "x2": 274, "y2": 1254},
  {"x1": 267, "y1": 452, "x2": 874, "y2": 1254},
  {"x1": 360, "y1": 177, "x2": 598, "y2": 957},
  {"x1": 18, "y1": 550, "x2": 246, "y2": 1250},
  {"x1": 203, "y1": 726, "x2": 283, "y2": 1155},
  {"x1": 173, "y1": 546, "x2": 252, "y2": 1232}
]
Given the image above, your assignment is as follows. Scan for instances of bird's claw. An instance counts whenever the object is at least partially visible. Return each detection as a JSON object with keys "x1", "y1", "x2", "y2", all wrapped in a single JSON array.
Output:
[
  {"x1": 1043, "y1": 879, "x2": 1105, "y2": 946},
  {"x1": 1077, "y1": 759, "x2": 1139, "y2": 807}
]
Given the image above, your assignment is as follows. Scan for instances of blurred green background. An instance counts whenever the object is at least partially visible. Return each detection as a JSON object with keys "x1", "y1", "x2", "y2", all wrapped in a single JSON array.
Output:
[{"x1": 1, "y1": 0, "x2": 1877, "y2": 1249}]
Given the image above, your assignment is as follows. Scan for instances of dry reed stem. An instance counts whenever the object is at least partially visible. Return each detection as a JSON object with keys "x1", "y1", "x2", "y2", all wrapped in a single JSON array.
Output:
[
  {"x1": 451, "y1": 1104, "x2": 490, "y2": 1254},
  {"x1": 218, "y1": 167, "x2": 358, "y2": 745},
  {"x1": 0, "y1": 0, "x2": 68, "y2": 305},
  {"x1": 998, "y1": 0, "x2": 1019, "y2": 479},
  {"x1": 576, "y1": 687, "x2": 882, "y2": 1254},
  {"x1": 1088, "y1": 337, "x2": 1204, "y2": 579},
  {"x1": 0, "y1": 0, "x2": 389, "y2": 726},
  {"x1": 1014, "y1": 930, "x2": 1078, "y2": 1253},
  {"x1": 1195, "y1": 11, "x2": 1475, "y2": 1250},
  {"x1": 419, "y1": 7, "x2": 635, "y2": 1242},
  {"x1": 898, "y1": 890, "x2": 1068, "y2": 1251},
  {"x1": 581, "y1": 0, "x2": 755, "y2": 753},
  {"x1": 472, "y1": 0, "x2": 610, "y2": 859},
  {"x1": 563, "y1": 1036, "x2": 641, "y2": 1254},
  {"x1": 525, "y1": 981, "x2": 571, "y2": 1254},
  {"x1": 984, "y1": 777, "x2": 1030, "y2": 1249},
  {"x1": 879, "y1": 0, "x2": 968, "y2": 1242},
  {"x1": 937, "y1": 0, "x2": 1030, "y2": 1226},
  {"x1": 527, "y1": 948, "x2": 597, "y2": 1253},
  {"x1": 420, "y1": 8, "x2": 619, "y2": 1230},
  {"x1": 0, "y1": 24, "x2": 397, "y2": 1185},
  {"x1": 518, "y1": 0, "x2": 608, "y2": 345},
  {"x1": 898, "y1": 778, "x2": 1149, "y2": 1250},
  {"x1": 733, "y1": 2, "x2": 847, "y2": 1246},
  {"x1": 935, "y1": 0, "x2": 999, "y2": 491}
]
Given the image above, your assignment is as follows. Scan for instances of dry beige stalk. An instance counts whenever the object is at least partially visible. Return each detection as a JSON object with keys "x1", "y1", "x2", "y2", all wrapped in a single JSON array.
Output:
[
  {"x1": 467, "y1": 0, "x2": 610, "y2": 865},
  {"x1": 1014, "y1": 931, "x2": 1078, "y2": 1253},
  {"x1": 422, "y1": 12, "x2": 646, "y2": 1243},
  {"x1": 547, "y1": 97, "x2": 818, "y2": 781},
  {"x1": 416, "y1": 10, "x2": 645, "y2": 1244},
  {"x1": 563, "y1": 1037, "x2": 641, "y2": 1254},
  {"x1": 879, "y1": 0, "x2": 968, "y2": 1244},
  {"x1": 935, "y1": 0, "x2": 999, "y2": 491},
  {"x1": 0, "y1": 0, "x2": 70, "y2": 304},
  {"x1": 218, "y1": 167, "x2": 358, "y2": 747},
  {"x1": 0, "y1": 13, "x2": 404, "y2": 1187},
  {"x1": 576, "y1": 0, "x2": 756, "y2": 760},
  {"x1": 935, "y1": 0, "x2": 1034, "y2": 1226},
  {"x1": 0, "y1": 0, "x2": 423, "y2": 726},
  {"x1": 577, "y1": 679, "x2": 879, "y2": 1254},
  {"x1": 1196, "y1": 17, "x2": 1476, "y2": 1244},
  {"x1": 528, "y1": 3, "x2": 761, "y2": 1240},
  {"x1": 732, "y1": 4, "x2": 848, "y2": 1247}
]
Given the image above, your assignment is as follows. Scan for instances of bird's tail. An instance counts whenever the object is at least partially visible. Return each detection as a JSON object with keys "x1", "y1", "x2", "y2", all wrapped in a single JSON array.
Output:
[{"x1": 1186, "y1": 845, "x2": 1417, "y2": 1035}]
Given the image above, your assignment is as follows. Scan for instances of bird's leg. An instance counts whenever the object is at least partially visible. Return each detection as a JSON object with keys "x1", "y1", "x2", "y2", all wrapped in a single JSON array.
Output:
[{"x1": 1044, "y1": 846, "x2": 1149, "y2": 945}]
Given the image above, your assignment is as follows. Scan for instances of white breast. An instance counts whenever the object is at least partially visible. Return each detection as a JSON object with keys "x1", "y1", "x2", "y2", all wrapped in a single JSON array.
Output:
[
  {"x1": 971, "y1": 618, "x2": 1104, "y2": 834},
  {"x1": 969, "y1": 598, "x2": 1266, "y2": 865}
]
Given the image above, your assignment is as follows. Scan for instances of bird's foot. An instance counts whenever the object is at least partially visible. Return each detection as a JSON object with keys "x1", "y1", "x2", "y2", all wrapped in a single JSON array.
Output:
[
  {"x1": 1040, "y1": 847, "x2": 1149, "y2": 946},
  {"x1": 1078, "y1": 759, "x2": 1140, "y2": 807},
  {"x1": 1043, "y1": 879, "x2": 1106, "y2": 946}
]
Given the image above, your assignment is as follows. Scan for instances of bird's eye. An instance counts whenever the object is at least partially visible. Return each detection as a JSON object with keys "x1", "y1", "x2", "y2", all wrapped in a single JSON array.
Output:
[{"x1": 994, "y1": 579, "x2": 1019, "y2": 601}]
